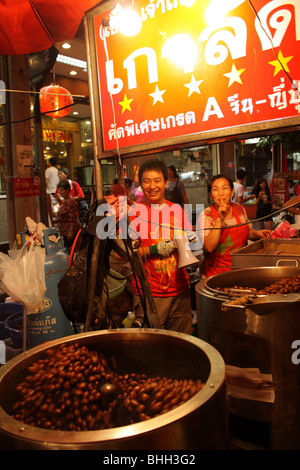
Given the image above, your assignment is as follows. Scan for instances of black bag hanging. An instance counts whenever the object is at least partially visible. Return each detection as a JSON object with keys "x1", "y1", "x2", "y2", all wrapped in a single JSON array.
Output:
[
  {"x1": 57, "y1": 228, "x2": 94, "y2": 323},
  {"x1": 57, "y1": 205, "x2": 118, "y2": 327},
  {"x1": 73, "y1": 181, "x2": 89, "y2": 219}
]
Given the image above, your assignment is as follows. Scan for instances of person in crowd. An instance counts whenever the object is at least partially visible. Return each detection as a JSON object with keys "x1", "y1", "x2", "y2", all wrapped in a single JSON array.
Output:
[
  {"x1": 105, "y1": 177, "x2": 133, "y2": 223},
  {"x1": 45, "y1": 157, "x2": 59, "y2": 197},
  {"x1": 128, "y1": 159, "x2": 195, "y2": 334},
  {"x1": 56, "y1": 180, "x2": 81, "y2": 252},
  {"x1": 55, "y1": 167, "x2": 88, "y2": 220},
  {"x1": 197, "y1": 174, "x2": 271, "y2": 278},
  {"x1": 110, "y1": 177, "x2": 118, "y2": 191},
  {"x1": 164, "y1": 165, "x2": 189, "y2": 207},
  {"x1": 251, "y1": 177, "x2": 273, "y2": 230},
  {"x1": 131, "y1": 183, "x2": 144, "y2": 202},
  {"x1": 287, "y1": 180, "x2": 295, "y2": 197},
  {"x1": 124, "y1": 177, "x2": 137, "y2": 201},
  {"x1": 287, "y1": 180, "x2": 299, "y2": 198},
  {"x1": 109, "y1": 177, "x2": 133, "y2": 201},
  {"x1": 55, "y1": 167, "x2": 85, "y2": 202},
  {"x1": 232, "y1": 168, "x2": 255, "y2": 204},
  {"x1": 124, "y1": 177, "x2": 133, "y2": 191},
  {"x1": 124, "y1": 177, "x2": 137, "y2": 204},
  {"x1": 45, "y1": 157, "x2": 59, "y2": 225}
]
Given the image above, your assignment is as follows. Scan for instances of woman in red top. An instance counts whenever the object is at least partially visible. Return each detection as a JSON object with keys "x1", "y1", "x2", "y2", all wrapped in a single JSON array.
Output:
[{"x1": 197, "y1": 174, "x2": 271, "y2": 278}]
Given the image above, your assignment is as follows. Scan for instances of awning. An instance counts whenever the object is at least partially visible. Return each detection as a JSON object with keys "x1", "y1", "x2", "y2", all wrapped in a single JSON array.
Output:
[{"x1": 0, "y1": 0, "x2": 102, "y2": 55}]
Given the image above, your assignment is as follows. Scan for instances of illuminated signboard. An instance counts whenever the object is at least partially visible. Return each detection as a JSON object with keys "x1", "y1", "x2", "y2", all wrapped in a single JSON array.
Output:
[
  {"x1": 86, "y1": 0, "x2": 300, "y2": 154},
  {"x1": 42, "y1": 130, "x2": 72, "y2": 143}
]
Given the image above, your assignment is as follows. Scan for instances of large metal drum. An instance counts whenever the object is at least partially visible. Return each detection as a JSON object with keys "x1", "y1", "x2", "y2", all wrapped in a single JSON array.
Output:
[
  {"x1": 196, "y1": 266, "x2": 300, "y2": 450},
  {"x1": 0, "y1": 329, "x2": 227, "y2": 450}
]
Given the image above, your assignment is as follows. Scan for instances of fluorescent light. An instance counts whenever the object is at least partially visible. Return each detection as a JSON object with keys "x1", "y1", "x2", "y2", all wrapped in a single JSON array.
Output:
[
  {"x1": 244, "y1": 138, "x2": 260, "y2": 144},
  {"x1": 56, "y1": 54, "x2": 87, "y2": 70}
]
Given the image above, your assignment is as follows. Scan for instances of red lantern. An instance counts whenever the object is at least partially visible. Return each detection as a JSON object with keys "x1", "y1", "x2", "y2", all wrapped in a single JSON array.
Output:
[{"x1": 39, "y1": 84, "x2": 74, "y2": 118}]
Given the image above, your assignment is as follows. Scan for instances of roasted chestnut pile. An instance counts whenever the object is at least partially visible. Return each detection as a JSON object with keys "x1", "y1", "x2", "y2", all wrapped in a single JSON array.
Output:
[
  {"x1": 215, "y1": 275, "x2": 300, "y2": 296},
  {"x1": 10, "y1": 342, "x2": 204, "y2": 432}
]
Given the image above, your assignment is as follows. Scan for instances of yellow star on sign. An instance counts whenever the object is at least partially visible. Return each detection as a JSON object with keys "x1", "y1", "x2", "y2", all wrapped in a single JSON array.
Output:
[
  {"x1": 268, "y1": 50, "x2": 293, "y2": 76},
  {"x1": 224, "y1": 63, "x2": 245, "y2": 87},
  {"x1": 118, "y1": 94, "x2": 133, "y2": 113}
]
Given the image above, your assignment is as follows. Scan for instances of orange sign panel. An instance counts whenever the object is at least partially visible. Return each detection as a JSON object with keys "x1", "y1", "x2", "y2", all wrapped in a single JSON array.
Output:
[{"x1": 93, "y1": 0, "x2": 300, "y2": 152}]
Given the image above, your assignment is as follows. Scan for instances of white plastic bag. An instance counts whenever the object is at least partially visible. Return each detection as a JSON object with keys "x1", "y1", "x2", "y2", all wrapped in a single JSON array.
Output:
[{"x1": 0, "y1": 236, "x2": 46, "y2": 313}]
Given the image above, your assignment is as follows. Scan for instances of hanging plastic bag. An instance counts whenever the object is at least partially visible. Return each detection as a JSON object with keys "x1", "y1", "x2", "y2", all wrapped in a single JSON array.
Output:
[
  {"x1": 0, "y1": 235, "x2": 46, "y2": 313},
  {"x1": 271, "y1": 220, "x2": 297, "y2": 239}
]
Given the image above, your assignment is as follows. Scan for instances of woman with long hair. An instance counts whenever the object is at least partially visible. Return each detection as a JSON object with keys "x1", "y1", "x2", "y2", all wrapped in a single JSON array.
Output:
[
  {"x1": 251, "y1": 177, "x2": 273, "y2": 230},
  {"x1": 197, "y1": 174, "x2": 271, "y2": 277}
]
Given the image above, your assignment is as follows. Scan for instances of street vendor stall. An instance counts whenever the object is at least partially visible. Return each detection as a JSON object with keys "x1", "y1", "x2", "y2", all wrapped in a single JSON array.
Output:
[
  {"x1": 1, "y1": 0, "x2": 300, "y2": 452},
  {"x1": 196, "y1": 266, "x2": 300, "y2": 450}
]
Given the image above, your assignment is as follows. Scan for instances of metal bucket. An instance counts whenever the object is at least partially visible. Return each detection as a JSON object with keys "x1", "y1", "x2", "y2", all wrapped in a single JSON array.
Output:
[
  {"x1": 196, "y1": 266, "x2": 300, "y2": 449},
  {"x1": 0, "y1": 329, "x2": 227, "y2": 450}
]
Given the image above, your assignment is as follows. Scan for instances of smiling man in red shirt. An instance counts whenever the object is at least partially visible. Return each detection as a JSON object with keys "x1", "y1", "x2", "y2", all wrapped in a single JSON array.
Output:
[{"x1": 128, "y1": 160, "x2": 195, "y2": 334}]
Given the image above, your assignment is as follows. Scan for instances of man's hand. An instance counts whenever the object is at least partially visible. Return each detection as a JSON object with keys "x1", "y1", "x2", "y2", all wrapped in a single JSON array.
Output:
[{"x1": 150, "y1": 240, "x2": 176, "y2": 257}]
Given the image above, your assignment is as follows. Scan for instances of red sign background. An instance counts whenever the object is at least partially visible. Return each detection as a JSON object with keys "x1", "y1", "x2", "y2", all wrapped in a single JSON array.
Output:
[
  {"x1": 13, "y1": 178, "x2": 41, "y2": 197},
  {"x1": 93, "y1": 0, "x2": 300, "y2": 152}
]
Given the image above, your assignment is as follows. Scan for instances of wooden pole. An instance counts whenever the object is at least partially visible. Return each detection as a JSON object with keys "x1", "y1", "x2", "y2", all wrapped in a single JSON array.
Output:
[{"x1": 3, "y1": 55, "x2": 39, "y2": 246}]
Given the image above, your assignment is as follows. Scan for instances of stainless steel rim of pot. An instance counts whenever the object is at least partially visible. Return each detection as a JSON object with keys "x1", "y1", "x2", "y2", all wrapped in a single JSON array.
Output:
[
  {"x1": 203, "y1": 266, "x2": 300, "y2": 297},
  {"x1": 0, "y1": 328, "x2": 226, "y2": 446}
]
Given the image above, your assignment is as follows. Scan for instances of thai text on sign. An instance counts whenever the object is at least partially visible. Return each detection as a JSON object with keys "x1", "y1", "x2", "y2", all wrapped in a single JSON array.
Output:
[{"x1": 93, "y1": 0, "x2": 300, "y2": 152}]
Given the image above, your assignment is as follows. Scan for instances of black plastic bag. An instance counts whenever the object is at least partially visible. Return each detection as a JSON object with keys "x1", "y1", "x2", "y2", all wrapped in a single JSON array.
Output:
[{"x1": 57, "y1": 229, "x2": 94, "y2": 323}]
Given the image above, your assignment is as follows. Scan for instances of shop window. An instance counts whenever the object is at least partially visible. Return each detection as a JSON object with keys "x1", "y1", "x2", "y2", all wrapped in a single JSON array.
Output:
[
  {"x1": 287, "y1": 152, "x2": 300, "y2": 172},
  {"x1": 235, "y1": 139, "x2": 272, "y2": 190},
  {"x1": 80, "y1": 120, "x2": 94, "y2": 166},
  {"x1": 153, "y1": 145, "x2": 216, "y2": 209}
]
